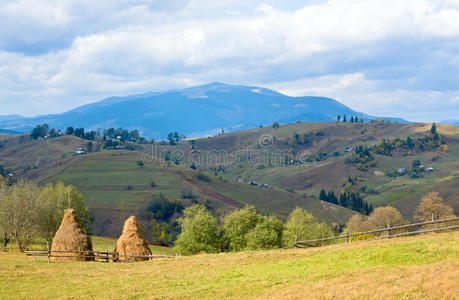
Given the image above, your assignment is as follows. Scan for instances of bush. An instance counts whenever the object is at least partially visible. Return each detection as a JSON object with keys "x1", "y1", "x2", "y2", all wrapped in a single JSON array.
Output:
[
  {"x1": 150, "y1": 181, "x2": 156, "y2": 188},
  {"x1": 196, "y1": 170, "x2": 211, "y2": 182}
]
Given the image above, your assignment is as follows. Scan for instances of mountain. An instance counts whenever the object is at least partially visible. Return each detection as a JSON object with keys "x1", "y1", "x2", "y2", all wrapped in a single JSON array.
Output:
[
  {"x1": 0, "y1": 128, "x2": 23, "y2": 134},
  {"x1": 440, "y1": 119, "x2": 459, "y2": 125},
  {"x1": 0, "y1": 82, "x2": 406, "y2": 139}
]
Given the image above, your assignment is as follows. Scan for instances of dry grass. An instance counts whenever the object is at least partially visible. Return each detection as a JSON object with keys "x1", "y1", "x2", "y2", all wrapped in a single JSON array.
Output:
[{"x1": 1, "y1": 231, "x2": 458, "y2": 299}]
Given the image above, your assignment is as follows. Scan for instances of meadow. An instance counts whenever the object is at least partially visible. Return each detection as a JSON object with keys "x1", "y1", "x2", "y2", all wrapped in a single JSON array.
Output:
[{"x1": 1, "y1": 232, "x2": 458, "y2": 299}]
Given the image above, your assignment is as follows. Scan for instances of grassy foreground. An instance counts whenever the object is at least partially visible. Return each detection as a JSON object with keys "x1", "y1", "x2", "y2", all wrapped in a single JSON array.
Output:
[{"x1": 1, "y1": 232, "x2": 458, "y2": 299}]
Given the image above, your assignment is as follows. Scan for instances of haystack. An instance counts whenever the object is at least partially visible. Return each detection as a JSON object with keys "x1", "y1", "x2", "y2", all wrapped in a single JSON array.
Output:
[
  {"x1": 115, "y1": 216, "x2": 152, "y2": 261},
  {"x1": 50, "y1": 209, "x2": 93, "y2": 262}
]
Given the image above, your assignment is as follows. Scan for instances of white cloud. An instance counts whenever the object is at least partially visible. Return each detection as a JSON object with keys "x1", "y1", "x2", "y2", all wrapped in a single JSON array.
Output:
[{"x1": 0, "y1": 0, "x2": 458, "y2": 121}]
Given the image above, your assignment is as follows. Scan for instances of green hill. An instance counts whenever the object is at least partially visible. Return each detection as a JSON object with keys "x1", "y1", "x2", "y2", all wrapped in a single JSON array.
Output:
[{"x1": 1, "y1": 121, "x2": 458, "y2": 238}]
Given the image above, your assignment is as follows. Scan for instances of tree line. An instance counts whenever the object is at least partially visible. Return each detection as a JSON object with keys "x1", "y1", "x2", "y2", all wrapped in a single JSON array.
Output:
[
  {"x1": 172, "y1": 191, "x2": 456, "y2": 255},
  {"x1": 0, "y1": 179, "x2": 91, "y2": 251}
]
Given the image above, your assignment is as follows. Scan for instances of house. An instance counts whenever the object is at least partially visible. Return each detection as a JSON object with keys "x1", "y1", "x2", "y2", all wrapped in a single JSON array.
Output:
[
  {"x1": 75, "y1": 148, "x2": 86, "y2": 154},
  {"x1": 250, "y1": 181, "x2": 258, "y2": 186},
  {"x1": 426, "y1": 167, "x2": 434, "y2": 172},
  {"x1": 114, "y1": 145, "x2": 124, "y2": 150},
  {"x1": 261, "y1": 183, "x2": 269, "y2": 188},
  {"x1": 345, "y1": 147, "x2": 353, "y2": 152}
]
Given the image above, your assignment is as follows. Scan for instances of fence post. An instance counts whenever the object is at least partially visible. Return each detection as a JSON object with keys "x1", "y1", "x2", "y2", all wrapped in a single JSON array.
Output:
[
  {"x1": 81, "y1": 243, "x2": 84, "y2": 262},
  {"x1": 346, "y1": 230, "x2": 349, "y2": 243},
  {"x1": 431, "y1": 214, "x2": 435, "y2": 230},
  {"x1": 294, "y1": 236, "x2": 298, "y2": 248},
  {"x1": 321, "y1": 233, "x2": 324, "y2": 247},
  {"x1": 387, "y1": 223, "x2": 391, "y2": 238},
  {"x1": 47, "y1": 241, "x2": 50, "y2": 263}
]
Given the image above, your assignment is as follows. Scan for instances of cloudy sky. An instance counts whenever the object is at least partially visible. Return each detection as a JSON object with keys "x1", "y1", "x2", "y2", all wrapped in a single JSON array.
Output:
[{"x1": 1, "y1": 0, "x2": 459, "y2": 122}]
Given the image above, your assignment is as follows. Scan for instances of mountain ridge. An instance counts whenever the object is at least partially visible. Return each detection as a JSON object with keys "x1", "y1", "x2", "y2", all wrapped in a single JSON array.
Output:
[{"x1": 0, "y1": 82, "x2": 407, "y2": 138}]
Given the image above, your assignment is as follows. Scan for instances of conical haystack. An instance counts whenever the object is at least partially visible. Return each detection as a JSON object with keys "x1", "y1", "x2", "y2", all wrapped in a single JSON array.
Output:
[
  {"x1": 50, "y1": 209, "x2": 93, "y2": 262},
  {"x1": 115, "y1": 216, "x2": 152, "y2": 261}
]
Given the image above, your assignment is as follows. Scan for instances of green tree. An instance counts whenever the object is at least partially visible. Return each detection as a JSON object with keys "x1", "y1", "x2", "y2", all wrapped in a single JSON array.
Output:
[
  {"x1": 282, "y1": 207, "x2": 332, "y2": 246},
  {"x1": 66, "y1": 126, "x2": 74, "y2": 135},
  {"x1": 174, "y1": 205, "x2": 219, "y2": 255},
  {"x1": 412, "y1": 159, "x2": 421, "y2": 169},
  {"x1": 223, "y1": 205, "x2": 264, "y2": 251},
  {"x1": 37, "y1": 182, "x2": 92, "y2": 243},
  {"x1": 245, "y1": 216, "x2": 283, "y2": 250}
]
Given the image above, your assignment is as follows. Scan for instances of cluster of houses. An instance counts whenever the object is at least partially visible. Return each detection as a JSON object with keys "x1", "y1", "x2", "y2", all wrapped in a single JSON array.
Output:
[
  {"x1": 397, "y1": 165, "x2": 437, "y2": 177},
  {"x1": 231, "y1": 178, "x2": 269, "y2": 188}
]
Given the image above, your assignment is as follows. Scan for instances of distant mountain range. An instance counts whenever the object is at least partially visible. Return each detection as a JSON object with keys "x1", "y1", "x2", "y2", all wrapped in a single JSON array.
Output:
[
  {"x1": 0, "y1": 82, "x2": 407, "y2": 139},
  {"x1": 440, "y1": 119, "x2": 459, "y2": 125}
]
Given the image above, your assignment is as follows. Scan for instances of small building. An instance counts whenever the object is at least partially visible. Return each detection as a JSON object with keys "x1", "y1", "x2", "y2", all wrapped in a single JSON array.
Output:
[
  {"x1": 345, "y1": 147, "x2": 353, "y2": 152},
  {"x1": 250, "y1": 181, "x2": 258, "y2": 186},
  {"x1": 426, "y1": 167, "x2": 434, "y2": 172},
  {"x1": 397, "y1": 168, "x2": 407, "y2": 175},
  {"x1": 261, "y1": 183, "x2": 268, "y2": 188},
  {"x1": 75, "y1": 148, "x2": 86, "y2": 154}
]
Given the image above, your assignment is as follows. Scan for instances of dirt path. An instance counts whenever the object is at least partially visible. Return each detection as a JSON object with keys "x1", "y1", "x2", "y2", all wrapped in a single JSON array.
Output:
[{"x1": 320, "y1": 200, "x2": 345, "y2": 224}]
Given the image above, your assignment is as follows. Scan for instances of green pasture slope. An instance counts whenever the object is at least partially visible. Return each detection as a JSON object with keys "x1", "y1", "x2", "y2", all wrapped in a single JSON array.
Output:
[
  {"x1": 1, "y1": 231, "x2": 458, "y2": 299},
  {"x1": 149, "y1": 122, "x2": 459, "y2": 220},
  {"x1": 32, "y1": 150, "x2": 355, "y2": 237}
]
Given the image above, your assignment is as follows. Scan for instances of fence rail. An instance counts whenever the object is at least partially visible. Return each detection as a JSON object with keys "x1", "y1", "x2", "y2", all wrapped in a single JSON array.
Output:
[
  {"x1": 287, "y1": 216, "x2": 459, "y2": 249},
  {"x1": 25, "y1": 249, "x2": 177, "y2": 263}
]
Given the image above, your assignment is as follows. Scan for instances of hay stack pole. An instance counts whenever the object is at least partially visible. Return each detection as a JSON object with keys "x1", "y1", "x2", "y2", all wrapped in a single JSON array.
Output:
[
  {"x1": 115, "y1": 216, "x2": 152, "y2": 262},
  {"x1": 50, "y1": 209, "x2": 94, "y2": 262}
]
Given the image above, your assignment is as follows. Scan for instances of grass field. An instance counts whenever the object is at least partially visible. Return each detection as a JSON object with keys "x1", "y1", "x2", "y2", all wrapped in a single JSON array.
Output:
[{"x1": 0, "y1": 231, "x2": 457, "y2": 299}]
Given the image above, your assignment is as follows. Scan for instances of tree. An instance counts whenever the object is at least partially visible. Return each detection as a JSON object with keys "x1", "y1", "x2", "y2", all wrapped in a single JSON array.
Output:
[
  {"x1": 272, "y1": 122, "x2": 280, "y2": 129},
  {"x1": 245, "y1": 216, "x2": 283, "y2": 250},
  {"x1": 412, "y1": 159, "x2": 421, "y2": 169},
  {"x1": 343, "y1": 115, "x2": 347, "y2": 122},
  {"x1": 223, "y1": 205, "x2": 264, "y2": 251},
  {"x1": 368, "y1": 206, "x2": 406, "y2": 229},
  {"x1": 414, "y1": 192, "x2": 455, "y2": 222},
  {"x1": 151, "y1": 219, "x2": 172, "y2": 246},
  {"x1": 319, "y1": 189, "x2": 327, "y2": 201},
  {"x1": 167, "y1": 132, "x2": 176, "y2": 145},
  {"x1": 282, "y1": 207, "x2": 332, "y2": 246},
  {"x1": 30, "y1": 124, "x2": 49, "y2": 139},
  {"x1": 0, "y1": 179, "x2": 10, "y2": 251},
  {"x1": 66, "y1": 127, "x2": 74, "y2": 135},
  {"x1": 37, "y1": 182, "x2": 92, "y2": 243},
  {"x1": 345, "y1": 206, "x2": 406, "y2": 237},
  {"x1": 0, "y1": 181, "x2": 40, "y2": 251},
  {"x1": 337, "y1": 115, "x2": 341, "y2": 123},
  {"x1": 173, "y1": 205, "x2": 219, "y2": 255}
]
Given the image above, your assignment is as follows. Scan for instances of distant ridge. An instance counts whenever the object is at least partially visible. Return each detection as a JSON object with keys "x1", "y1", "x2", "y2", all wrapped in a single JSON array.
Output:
[{"x1": 0, "y1": 82, "x2": 407, "y2": 139}]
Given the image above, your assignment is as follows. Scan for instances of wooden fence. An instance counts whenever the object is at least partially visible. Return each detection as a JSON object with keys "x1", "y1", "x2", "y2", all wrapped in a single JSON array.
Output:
[
  {"x1": 287, "y1": 216, "x2": 459, "y2": 249},
  {"x1": 25, "y1": 249, "x2": 177, "y2": 263}
]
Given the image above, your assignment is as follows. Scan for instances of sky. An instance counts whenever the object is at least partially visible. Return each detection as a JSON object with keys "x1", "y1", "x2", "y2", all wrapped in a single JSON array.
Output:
[{"x1": 0, "y1": 0, "x2": 459, "y2": 122}]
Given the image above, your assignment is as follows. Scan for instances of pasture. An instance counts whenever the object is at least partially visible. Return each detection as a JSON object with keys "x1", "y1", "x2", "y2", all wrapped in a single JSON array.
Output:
[{"x1": 1, "y1": 232, "x2": 458, "y2": 299}]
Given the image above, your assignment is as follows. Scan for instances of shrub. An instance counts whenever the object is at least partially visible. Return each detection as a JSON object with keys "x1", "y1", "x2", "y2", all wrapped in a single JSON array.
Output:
[{"x1": 196, "y1": 170, "x2": 211, "y2": 182}]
